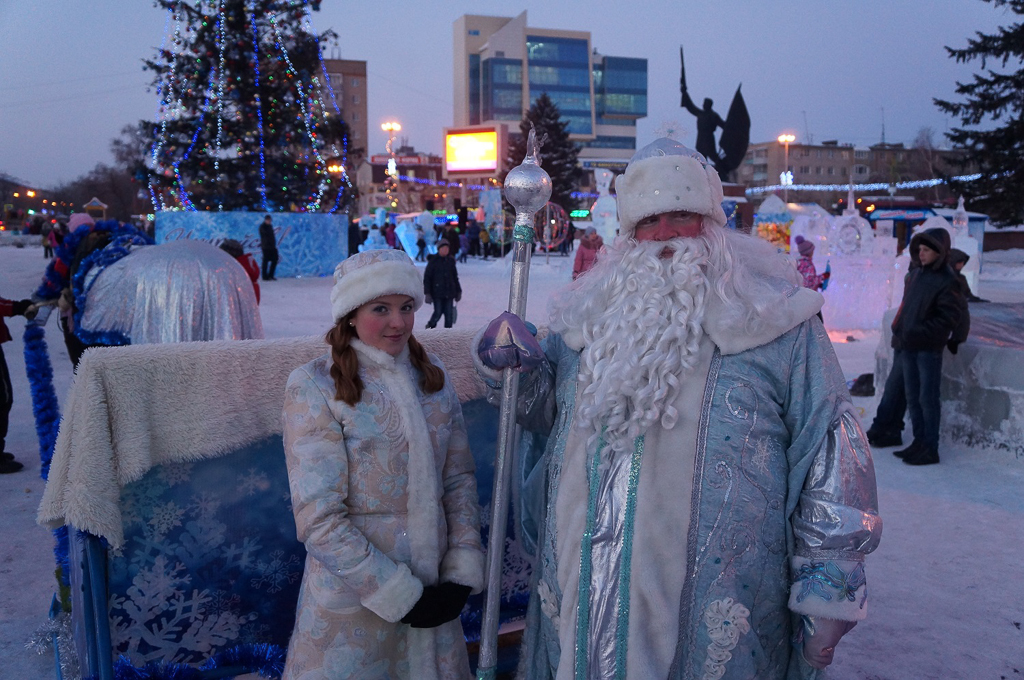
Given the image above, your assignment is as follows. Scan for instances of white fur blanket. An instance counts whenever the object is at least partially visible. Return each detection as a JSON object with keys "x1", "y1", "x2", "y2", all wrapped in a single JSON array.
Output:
[{"x1": 37, "y1": 328, "x2": 487, "y2": 548}]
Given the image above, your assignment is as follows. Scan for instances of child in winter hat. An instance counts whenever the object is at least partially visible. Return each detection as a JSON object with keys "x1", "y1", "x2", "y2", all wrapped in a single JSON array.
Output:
[
  {"x1": 330, "y1": 249, "x2": 424, "y2": 321},
  {"x1": 794, "y1": 234, "x2": 815, "y2": 257}
]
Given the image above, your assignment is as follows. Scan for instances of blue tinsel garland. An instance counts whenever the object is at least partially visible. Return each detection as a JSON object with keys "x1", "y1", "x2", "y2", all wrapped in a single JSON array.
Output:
[
  {"x1": 71, "y1": 227, "x2": 153, "y2": 348},
  {"x1": 113, "y1": 643, "x2": 285, "y2": 680},
  {"x1": 22, "y1": 323, "x2": 71, "y2": 588}
]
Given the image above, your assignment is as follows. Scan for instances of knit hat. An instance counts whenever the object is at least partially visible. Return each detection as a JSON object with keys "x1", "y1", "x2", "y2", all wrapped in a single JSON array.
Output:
[
  {"x1": 330, "y1": 250, "x2": 424, "y2": 321},
  {"x1": 436, "y1": 239, "x2": 451, "y2": 250},
  {"x1": 68, "y1": 213, "x2": 95, "y2": 233},
  {"x1": 794, "y1": 235, "x2": 814, "y2": 256},
  {"x1": 614, "y1": 138, "x2": 727, "y2": 236}
]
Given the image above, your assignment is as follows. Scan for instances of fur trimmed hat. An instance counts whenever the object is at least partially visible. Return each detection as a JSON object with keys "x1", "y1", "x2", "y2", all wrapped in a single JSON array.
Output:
[
  {"x1": 614, "y1": 138, "x2": 727, "y2": 236},
  {"x1": 330, "y1": 249, "x2": 424, "y2": 321}
]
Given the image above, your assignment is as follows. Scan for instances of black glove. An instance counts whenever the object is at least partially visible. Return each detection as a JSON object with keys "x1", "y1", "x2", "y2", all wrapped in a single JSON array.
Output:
[
  {"x1": 400, "y1": 582, "x2": 472, "y2": 629},
  {"x1": 455, "y1": 293, "x2": 462, "y2": 303},
  {"x1": 947, "y1": 340, "x2": 959, "y2": 355},
  {"x1": 11, "y1": 299, "x2": 32, "y2": 316},
  {"x1": 424, "y1": 294, "x2": 433, "y2": 305}
]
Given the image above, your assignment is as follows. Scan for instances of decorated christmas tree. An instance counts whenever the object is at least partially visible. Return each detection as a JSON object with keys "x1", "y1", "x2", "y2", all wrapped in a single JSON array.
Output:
[
  {"x1": 503, "y1": 93, "x2": 582, "y2": 213},
  {"x1": 139, "y1": 0, "x2": 354, "y2": 213}
]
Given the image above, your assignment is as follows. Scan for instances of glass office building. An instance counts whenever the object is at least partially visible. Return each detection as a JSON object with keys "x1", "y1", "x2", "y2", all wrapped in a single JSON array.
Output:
[{"x1": 454, "y1": 12, "x2": 647, "y2": 167}]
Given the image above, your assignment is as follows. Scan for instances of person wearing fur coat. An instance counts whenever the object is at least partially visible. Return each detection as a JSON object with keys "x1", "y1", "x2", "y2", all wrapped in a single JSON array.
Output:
[
  {"x1": 282, "y1": 249, "x2": 485, "y2": 679},
  {"x1": 476, "y1": 139, "x2": 881, "y2": 679}
]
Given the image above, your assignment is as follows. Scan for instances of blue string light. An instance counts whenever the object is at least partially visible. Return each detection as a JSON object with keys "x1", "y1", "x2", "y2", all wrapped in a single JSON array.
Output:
[
  {"x1": 746, "y1": 172, "x2": 985, "y2": 196},
  {"x1": 250, "y1": 1, "x2": 269, "y2": 211}
]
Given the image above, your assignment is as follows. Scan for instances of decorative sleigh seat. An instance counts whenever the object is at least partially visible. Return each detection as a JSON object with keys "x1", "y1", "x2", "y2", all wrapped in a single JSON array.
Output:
[{"x1": 39, "y1": 330, "x2": 530, "y2": 678}]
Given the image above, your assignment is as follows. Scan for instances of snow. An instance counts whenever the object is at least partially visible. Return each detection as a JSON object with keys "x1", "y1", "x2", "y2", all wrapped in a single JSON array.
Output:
[{"x1": 2, "y1": 243, "x2": 1023, "y2": 678}]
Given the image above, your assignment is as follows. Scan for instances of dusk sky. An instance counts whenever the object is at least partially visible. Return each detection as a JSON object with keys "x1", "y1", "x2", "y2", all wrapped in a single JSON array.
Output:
[{"x1": 0, "y1": 0, "x2": 1008, "y2": 190}]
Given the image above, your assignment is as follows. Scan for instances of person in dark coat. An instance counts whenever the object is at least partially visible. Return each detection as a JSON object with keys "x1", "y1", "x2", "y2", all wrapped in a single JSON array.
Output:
[
  {"x1": 947, "y1": 248, "x2": 986, "y2": 303},
  {"x1": 890, "y1": 227, "x2": 964, "y2": 466},
  {"x1": 259, "y1": 215, "x2": 278, "y2": 281},
  {"x1": 422, "y1": 240, "x2": 461, "y2": 329},
  {"x1": 866, "y1": 250, "x2": 920, "y2": 449},
  {"x1": 1, "y1": 295, "x2": 34, "y2": 474}
]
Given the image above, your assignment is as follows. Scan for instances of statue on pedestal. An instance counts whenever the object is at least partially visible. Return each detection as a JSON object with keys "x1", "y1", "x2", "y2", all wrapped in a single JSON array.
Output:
[{"x1": 680, "y1": 47, "x2": 750, "y2": 181}]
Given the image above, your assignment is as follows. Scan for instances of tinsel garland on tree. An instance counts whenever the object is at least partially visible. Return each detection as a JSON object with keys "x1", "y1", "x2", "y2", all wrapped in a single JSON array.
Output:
[{"x1": 139, "y1": 0, "x2": 355, "y2": 213}]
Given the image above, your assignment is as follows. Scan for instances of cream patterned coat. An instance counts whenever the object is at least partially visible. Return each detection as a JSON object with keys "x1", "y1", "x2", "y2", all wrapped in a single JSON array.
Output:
[{"x1": 282, "y1": 339, "x2": 484, "y2": 680}]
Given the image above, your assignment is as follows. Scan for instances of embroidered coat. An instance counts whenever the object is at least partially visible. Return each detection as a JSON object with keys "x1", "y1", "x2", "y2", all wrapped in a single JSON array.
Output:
[
  {"x1": 282, "y1": 340, "x2": 485, "y2": 680},
  {"x1": 510, "y1": 278, "x2": 881, "y2": 680}
]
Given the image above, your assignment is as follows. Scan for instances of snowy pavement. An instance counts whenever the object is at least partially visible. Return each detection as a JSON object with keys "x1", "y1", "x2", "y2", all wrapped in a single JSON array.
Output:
[{"x1": 2, "y1": 244, "x2": 1022, "y2": 678}]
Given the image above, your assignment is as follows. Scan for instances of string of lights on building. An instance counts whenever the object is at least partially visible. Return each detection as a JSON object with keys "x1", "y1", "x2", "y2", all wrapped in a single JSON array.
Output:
[{"x1": 745, "y1": 172, "x2": 984, "y2": 196}]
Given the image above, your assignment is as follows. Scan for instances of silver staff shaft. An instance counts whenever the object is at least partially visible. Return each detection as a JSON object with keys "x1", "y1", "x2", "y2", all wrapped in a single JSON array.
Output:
[
  {"x1": 477, "y1": 215, "x2": 535, "y2": 679},
  {"x1": 477, "y1": 126, "x2": 551, "y2": 680}
]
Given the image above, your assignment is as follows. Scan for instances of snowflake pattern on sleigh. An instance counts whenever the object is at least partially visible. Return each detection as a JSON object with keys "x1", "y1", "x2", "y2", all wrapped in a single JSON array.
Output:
[{"x1": 107, "y1": 438, "x2": 304, "y2": 666}]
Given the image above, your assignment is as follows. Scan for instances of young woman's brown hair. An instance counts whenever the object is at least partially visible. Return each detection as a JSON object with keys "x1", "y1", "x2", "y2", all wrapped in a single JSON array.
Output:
[{"x1": 325, "y1": 314, "x2": 445, "y2": 405}]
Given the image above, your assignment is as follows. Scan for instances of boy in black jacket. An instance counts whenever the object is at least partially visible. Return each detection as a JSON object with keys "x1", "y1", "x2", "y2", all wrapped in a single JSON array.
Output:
[
  {"x1": 890, "y1": 227, "x2": 964, "y2": 466},
  {"x1": 422, "y1": 239, "x2": 461, "y2": 329}
]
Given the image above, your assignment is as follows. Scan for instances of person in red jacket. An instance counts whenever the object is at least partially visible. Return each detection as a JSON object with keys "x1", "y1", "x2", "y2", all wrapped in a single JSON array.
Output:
[
  {"x1": 572, "y1": 227, "x2": 604, "y2": 280},
  {"x1": 219, "y1": 239, "x2": 261, "y2": 304},
  {"x1": 1, "y1": 295, "x2": 34, "y2": 473}
]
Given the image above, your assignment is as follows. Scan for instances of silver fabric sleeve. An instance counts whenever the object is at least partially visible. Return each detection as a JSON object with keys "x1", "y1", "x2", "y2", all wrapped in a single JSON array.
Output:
[
  {"x1": 485, "y1": 358, "x2": 557, "y2": 434},
  {"x1": 792, "y1": 409, "x2": 882, "y2": 558}
]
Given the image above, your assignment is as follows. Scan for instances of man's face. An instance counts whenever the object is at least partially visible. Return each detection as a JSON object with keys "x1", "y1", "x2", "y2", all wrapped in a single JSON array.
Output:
[
  {"x1": 634, "y1": 211, "x2": 703, "y2": 242},
  {"x1": 918, "y1": 243, "x2": 940, "y2": 267}
]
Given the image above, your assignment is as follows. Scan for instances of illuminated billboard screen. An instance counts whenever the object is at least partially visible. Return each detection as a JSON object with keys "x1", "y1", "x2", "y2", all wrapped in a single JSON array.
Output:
[{"x1": 445, "y1": 130, "x2": 499, "y2": 174}]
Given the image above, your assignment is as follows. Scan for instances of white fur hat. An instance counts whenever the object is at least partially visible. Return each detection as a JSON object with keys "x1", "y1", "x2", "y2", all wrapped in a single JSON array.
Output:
[
  {"x1": 330, "y1": 249, "x2": 424, "y2": 321},
  {"x1": 614, "y1": 138, "x2": 727, "y2": 236}
]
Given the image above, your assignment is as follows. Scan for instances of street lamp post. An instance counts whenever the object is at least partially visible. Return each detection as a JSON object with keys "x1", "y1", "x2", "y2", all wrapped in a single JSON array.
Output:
[
  {"x1": 778, "y1": 133, "x2": 795, "y2": 204},
  {"x1": 382, "y1": 121, "x2": 402, "y2": 210}
]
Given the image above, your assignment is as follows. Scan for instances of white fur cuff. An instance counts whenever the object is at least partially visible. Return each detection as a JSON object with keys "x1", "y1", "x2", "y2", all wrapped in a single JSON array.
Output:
[
  {"x1": 788, "y1": 556, "x2": 868, "y2": 622},
  {"x1": 361, "y1": 562, "x2": 424, "y2": 623},
  {"x1": 440, "y1": 546, "x2": 486, "y2": 594}
]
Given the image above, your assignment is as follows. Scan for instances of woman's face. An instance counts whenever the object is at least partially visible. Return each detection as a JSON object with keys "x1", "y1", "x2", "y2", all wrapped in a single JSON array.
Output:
[{"x1": 351, "y1": 294, "x2": 416, "y2": 356}]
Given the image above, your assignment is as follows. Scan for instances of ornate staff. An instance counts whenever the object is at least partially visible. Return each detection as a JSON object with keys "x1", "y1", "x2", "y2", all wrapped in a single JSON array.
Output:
[{"x1": 477, "y1": 127, "x2": 551, "y2": 679}]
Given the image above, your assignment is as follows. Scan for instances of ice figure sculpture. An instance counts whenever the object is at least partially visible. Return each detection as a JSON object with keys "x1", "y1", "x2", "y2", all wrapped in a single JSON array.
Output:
[
  {"x1": 593, "y1": 169, "x2": 620, "y2": 242},
  {"x1": 358, "y1": 226, "x2": 389, "y2": 252},
  {"x1": 819, "y1": 186, "x2": 900, "y2": 331}
]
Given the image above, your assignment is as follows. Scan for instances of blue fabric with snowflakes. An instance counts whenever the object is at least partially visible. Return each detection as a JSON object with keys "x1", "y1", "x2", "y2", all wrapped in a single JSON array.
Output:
[
  {"x1": 154, "y1": 212, "x2": 348, "y2": 278},
  {"x1": 108, "y1": 436, "x2": 304, "y2": 666},
  {"x1": 104, "y1": 398, "x2": 530, "y2": 670}
]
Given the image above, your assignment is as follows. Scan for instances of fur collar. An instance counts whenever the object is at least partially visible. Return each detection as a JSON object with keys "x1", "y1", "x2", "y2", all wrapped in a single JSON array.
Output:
[
  {"x1": 702, "y1": 282, "x2": 823, "y2": 355},
  {"x1": 350, "y1": 337, "x2": 411, "y2": 369},
  {"x1": 352, "y1": 337, "x2": 442, "y2": 588}
]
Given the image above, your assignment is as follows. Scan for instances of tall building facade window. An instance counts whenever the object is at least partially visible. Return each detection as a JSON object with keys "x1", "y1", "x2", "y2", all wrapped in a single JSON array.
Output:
[
  {"x1": 469, "y1": 54, "x2": 481, "y2": 125},
  {"x1": 482, "y1": 58, "x2": 523, "y2": 122},
  {"x1": 526, "y1": 35, "x2": 592, "y2": 134}
]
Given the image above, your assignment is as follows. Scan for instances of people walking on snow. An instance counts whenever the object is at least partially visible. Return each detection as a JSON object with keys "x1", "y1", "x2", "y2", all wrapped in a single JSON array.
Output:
[
  {"x1": 281, "y1": 248, "x2": 484, "y2": 679},
  {"x1": 423, "y1": 240, "x2": 461, "y2": 329},
  {"x1": 259, "y1": 215, "x2": 279, "y2": 281}
]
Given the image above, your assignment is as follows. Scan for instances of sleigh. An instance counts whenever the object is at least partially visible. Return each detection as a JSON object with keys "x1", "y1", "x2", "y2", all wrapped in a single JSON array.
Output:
[{"x1": 38, "y1": 330, "x2": 530, "y2": 679}]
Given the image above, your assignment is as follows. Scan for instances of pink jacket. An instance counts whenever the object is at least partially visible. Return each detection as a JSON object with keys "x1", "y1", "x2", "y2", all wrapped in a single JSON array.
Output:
[{"x1": 572, "y1": 234, "x2": 603, "y2": 280}]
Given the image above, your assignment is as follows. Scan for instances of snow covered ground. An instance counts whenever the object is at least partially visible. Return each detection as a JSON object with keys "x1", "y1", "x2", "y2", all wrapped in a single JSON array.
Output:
[{"x1": 1, "y1": 243, "x2": 1022, "y2": 678}]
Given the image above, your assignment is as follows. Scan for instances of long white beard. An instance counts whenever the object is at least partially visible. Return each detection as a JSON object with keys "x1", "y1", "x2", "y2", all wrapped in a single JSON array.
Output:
[{"x1": 549, "y1": 236, "x2": 711, "y2": 455}]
